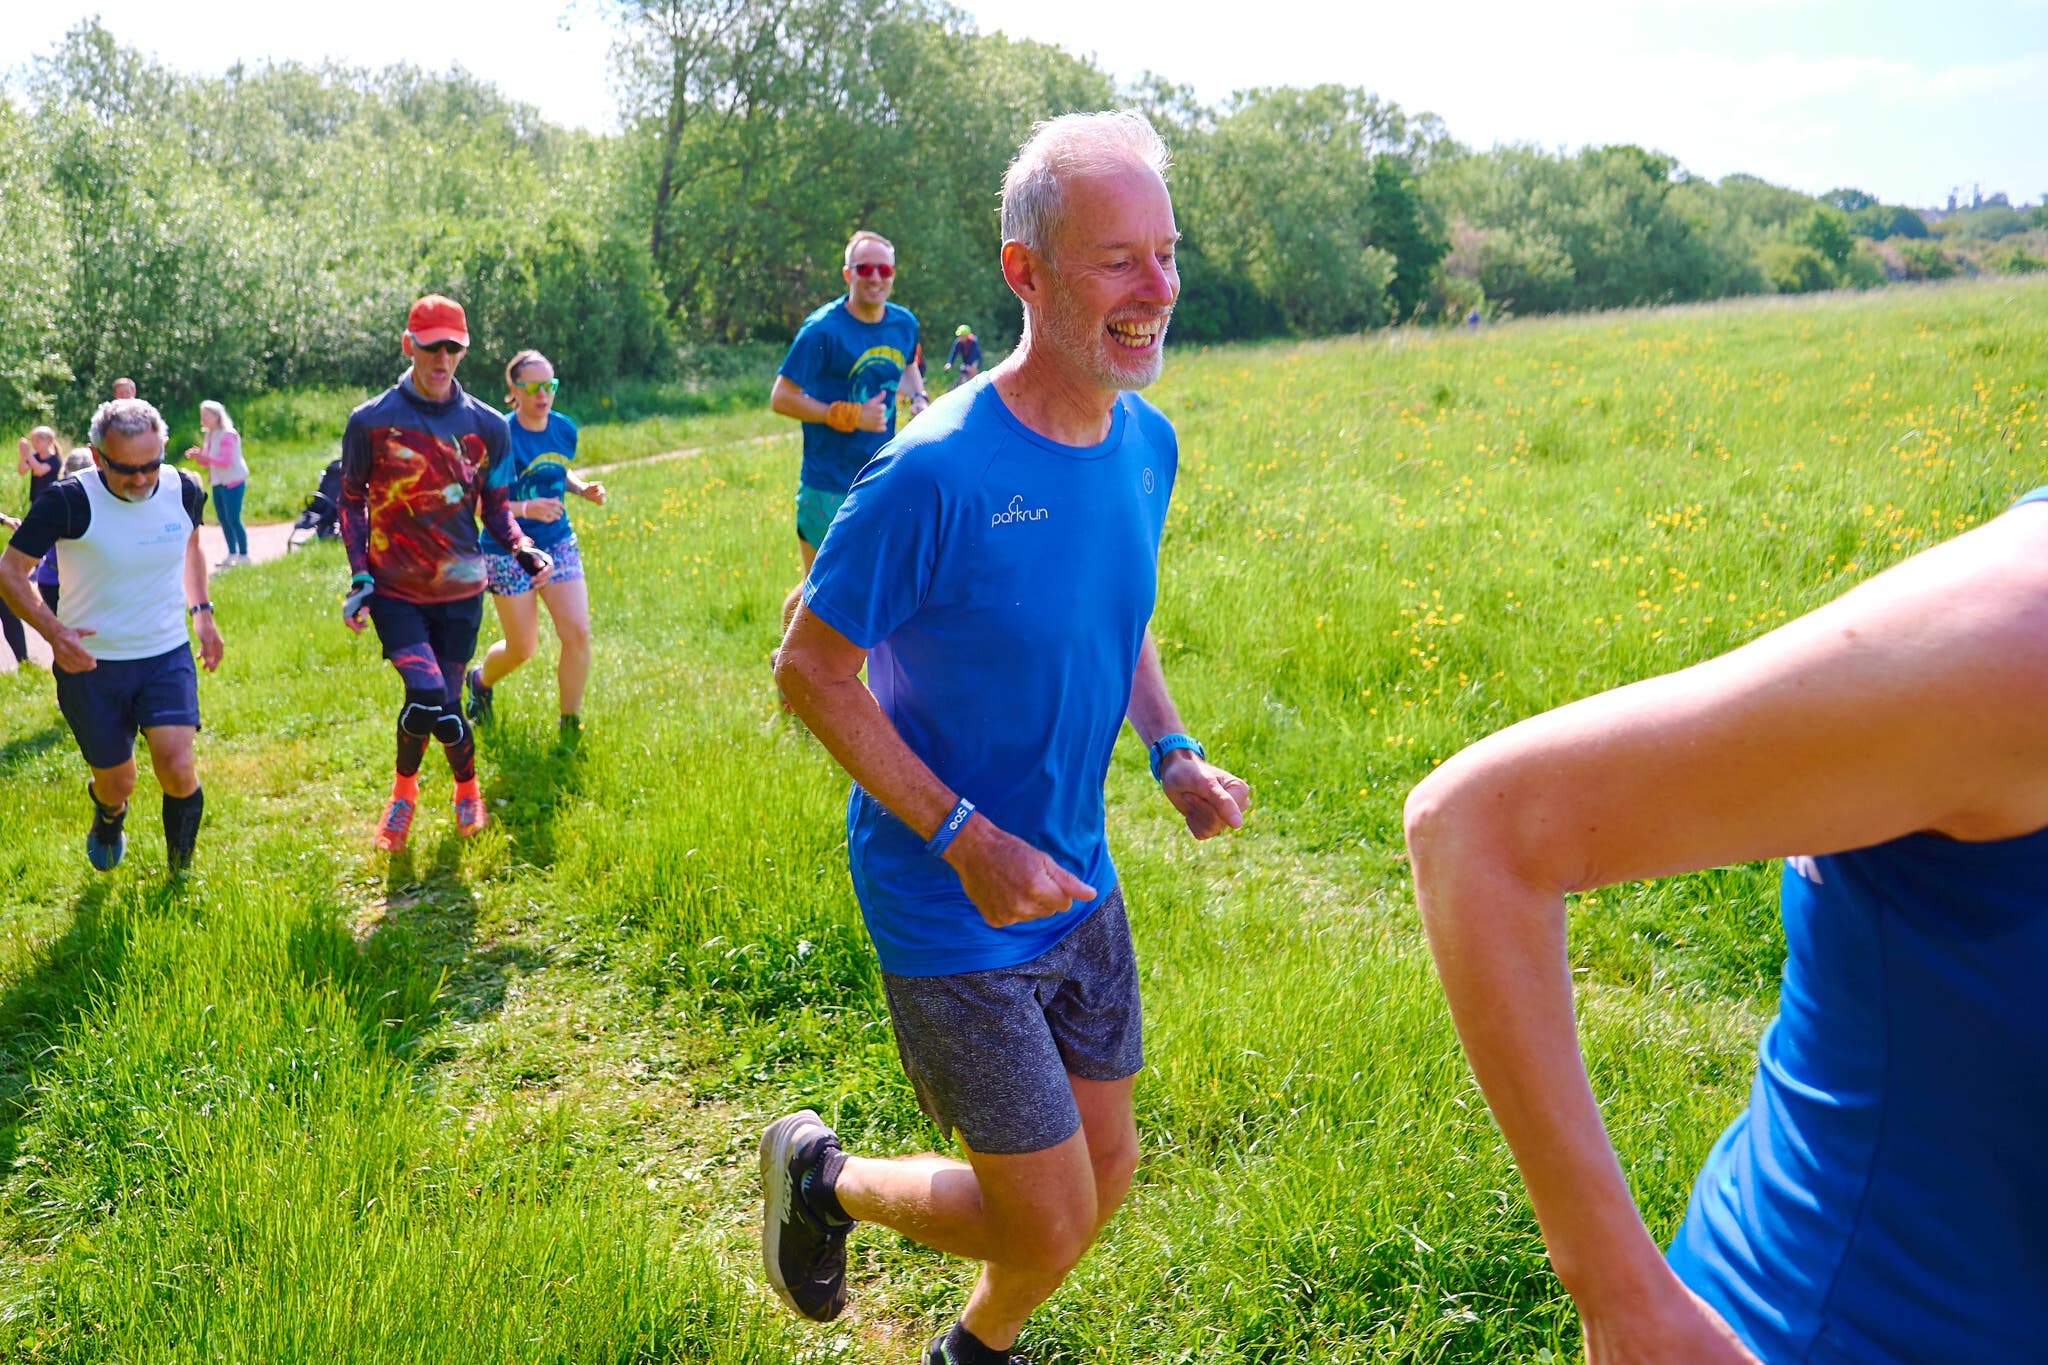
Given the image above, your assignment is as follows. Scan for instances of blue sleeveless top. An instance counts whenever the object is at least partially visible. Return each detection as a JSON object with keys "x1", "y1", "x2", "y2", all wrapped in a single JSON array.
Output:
[{"x1": 1669, "y1": 487, "x2": 2048, "y2": 1363}]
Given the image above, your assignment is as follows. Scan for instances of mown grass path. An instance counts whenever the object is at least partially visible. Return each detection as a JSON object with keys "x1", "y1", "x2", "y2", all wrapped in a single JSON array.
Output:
[{"x1": 2, "y1": 279, "x2": 2043, "y2": 1363}]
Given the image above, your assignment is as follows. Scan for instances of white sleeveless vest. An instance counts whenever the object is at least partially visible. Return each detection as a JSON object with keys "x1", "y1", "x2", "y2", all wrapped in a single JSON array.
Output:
[{"x1": 55, "y1": 467, "x2": 194, "y2": 661}]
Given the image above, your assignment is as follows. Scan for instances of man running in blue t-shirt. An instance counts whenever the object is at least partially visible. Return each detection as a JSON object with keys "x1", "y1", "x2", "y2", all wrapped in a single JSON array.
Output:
[
  {"x1": 761, "y1": 113, "x2": 1251, "y2": 1365},
  {"x1": 769, "y1": 229, "x2": 928, "y2": 633},
  {"x1": 1406, "y1": 487, "x2": 2048, "y2": 1365}
]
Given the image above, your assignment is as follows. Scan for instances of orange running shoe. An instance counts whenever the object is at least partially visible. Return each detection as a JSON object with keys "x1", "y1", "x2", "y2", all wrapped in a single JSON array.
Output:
[
  {"x1": 454, "y1": 785, "x2": 488, "y2": 838},
  {"x1": 374, "y1": 796, "x2": 415, "y2": 851}
]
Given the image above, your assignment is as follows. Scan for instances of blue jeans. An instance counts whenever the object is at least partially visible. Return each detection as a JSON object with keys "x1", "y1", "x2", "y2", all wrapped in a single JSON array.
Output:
[{"x1": 213, "y1": 480, "x2": 247, "y2": 556}]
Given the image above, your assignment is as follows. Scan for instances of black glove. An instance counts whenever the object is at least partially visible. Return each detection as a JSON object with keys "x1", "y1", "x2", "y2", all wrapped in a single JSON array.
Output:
[
  {"x1": 513, "y1": 544, "x2": 553, "y2": 580},
  {"x1": 342, "y1": 572, "x2": 374, "y2": 626}
]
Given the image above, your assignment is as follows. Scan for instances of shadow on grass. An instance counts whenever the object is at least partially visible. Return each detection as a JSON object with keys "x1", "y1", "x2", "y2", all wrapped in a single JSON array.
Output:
[
  {"x1": 288, "y1": 835, "x2": 548, "y2": 1071},
  {"x1": 480, "y1": 720, "x2": 587, "y2": 871},
  {"x1": 0, "y1": 881, "x2": 117, "y2": 1180},
  {"x1": 0, "y1": 723, "x2": 66, "y2": 778}
]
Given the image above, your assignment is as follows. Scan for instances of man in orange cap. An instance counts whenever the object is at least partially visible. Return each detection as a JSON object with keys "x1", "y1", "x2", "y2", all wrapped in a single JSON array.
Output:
[{"x1": 339, "y1": 294, "x2": 552, "y2": 851}]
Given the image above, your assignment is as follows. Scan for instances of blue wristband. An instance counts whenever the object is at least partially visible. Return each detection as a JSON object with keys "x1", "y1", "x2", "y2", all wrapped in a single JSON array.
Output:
[
  {"x1": 926, "y1": 797, "x2": 976, "y2": 857},
  {"x1": 1148, "y1": 733, "x2": 1205, "y2": 781}
]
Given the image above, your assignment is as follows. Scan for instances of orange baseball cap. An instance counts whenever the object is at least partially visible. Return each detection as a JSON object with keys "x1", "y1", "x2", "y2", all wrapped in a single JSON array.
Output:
[{"x1": 406, "y1": 294, "x2": 469, "y2": 348}]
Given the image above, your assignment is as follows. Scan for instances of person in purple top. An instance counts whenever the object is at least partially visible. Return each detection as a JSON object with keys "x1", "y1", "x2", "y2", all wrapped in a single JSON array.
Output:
[{"x1": 1406, "y1": 485, "x2": 2048, "y2": 1364}]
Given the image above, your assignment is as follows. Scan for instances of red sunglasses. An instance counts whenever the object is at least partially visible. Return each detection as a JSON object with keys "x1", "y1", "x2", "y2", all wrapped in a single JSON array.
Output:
[{"x1": 851, "y1": 262, "x2": 895, "y2": 279}]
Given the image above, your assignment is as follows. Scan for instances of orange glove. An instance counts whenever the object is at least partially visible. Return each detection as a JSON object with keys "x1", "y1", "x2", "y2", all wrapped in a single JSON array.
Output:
[{"x1": 824, "y1": 401, "x2": 863, "y2": 433}]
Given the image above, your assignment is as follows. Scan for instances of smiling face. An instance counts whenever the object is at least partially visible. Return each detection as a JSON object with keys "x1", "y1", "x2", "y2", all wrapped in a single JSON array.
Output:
[
  {"x1": 842, "y1": 237, "x2": 897, "y2": 317},
  {"x1": 1032, "y1": 162, "x2": 1180, "y2": 393}
]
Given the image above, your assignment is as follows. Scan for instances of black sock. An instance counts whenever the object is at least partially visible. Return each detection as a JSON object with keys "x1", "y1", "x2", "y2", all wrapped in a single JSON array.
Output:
[
  {"x1": 943, "y1": 1321, "x2": 1011, "y2": 1365},
  {"x1": 164, "y1": 786, "x2": 203, "y2": 865},
  {"x1": 800, "y1": 1139, "x2": 851, "y2": 1226}
]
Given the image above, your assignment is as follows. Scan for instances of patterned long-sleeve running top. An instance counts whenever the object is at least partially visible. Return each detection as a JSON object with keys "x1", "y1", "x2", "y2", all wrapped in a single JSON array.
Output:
[{"x1": 340, "y1": 376, "x2": 527, "y2": 604}]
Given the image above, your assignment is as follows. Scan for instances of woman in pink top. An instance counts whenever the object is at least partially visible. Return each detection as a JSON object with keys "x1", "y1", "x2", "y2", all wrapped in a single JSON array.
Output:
[{"x1": 185, "y1": 400, "x2": 249, "y2": 565}]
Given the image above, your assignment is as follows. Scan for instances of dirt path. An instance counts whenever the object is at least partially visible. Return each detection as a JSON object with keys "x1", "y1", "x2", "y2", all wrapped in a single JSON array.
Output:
[{"x1": 2, "y1": 431, "x2": 786, "y2": 674}]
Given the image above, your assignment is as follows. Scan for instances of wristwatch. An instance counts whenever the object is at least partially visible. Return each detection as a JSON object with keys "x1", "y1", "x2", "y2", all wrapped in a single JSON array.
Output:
[{"x1": 1148, "y1": 733, "x2": 1204, "y2": 781}]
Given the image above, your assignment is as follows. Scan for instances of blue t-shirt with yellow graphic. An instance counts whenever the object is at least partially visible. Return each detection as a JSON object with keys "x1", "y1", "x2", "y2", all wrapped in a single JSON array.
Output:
[
  {"x1": 779, "y1": 297, "x2": 920, "y2": 494},
  {"x1": 482, "y1": 411, "x2": 578, "y2": 552}
]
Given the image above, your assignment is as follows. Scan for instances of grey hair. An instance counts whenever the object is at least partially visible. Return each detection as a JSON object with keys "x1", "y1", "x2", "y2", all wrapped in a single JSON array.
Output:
[
  {"x1": 1001, "y1": 110, "x2": 1172, "y2": 253},
  {"x1": 88, "y1": 398, "x2": 169, "y2": 449}
]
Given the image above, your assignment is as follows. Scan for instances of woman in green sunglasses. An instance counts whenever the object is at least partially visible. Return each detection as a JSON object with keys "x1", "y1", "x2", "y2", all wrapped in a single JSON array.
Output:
[{"x1": 465, "y1": 349, "x2": 608, "y2": 741}]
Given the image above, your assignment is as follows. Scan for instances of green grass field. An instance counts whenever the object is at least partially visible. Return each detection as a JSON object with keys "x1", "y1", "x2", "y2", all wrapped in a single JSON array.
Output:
[{"x1": 2, "y1": 278, "x2": 2043, "y2": 1363}]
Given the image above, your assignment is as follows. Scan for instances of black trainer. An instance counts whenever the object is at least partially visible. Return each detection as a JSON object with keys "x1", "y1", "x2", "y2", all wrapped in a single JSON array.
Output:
[
  {"x1": 926, "y1": 1330, "x2": 1034, "y2": 1365},
  {"x1": 464, "y1": 665, "x2": 493, "y2": 722},
  {"x1": 759, "y1": 1108, "x2": 851, "y2": 1321}
]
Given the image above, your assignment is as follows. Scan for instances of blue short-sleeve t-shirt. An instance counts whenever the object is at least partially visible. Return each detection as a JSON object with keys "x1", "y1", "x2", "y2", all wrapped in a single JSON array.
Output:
[
  {"x1": 481, "y1": 412, "x2": 578, "y2": 552},
  {"x1": 1665, "y1": 489, "x2": 2048, "y2": 1365},
  {"x1": 779, "y1": 298, "x2": 920, "y2": 495},
  {"x1": 801, "y1": 374, "x2": 1179, "y2": 977}
]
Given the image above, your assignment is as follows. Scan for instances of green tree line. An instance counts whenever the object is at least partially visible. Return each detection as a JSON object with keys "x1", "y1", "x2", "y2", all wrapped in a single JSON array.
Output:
[{"x1": 4, "y1": 11, "x2": 2043, "y2": 438}]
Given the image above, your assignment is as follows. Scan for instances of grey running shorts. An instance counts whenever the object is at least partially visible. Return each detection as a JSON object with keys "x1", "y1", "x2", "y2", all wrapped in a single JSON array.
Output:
[{"x1": 880, "y1": 887, "x2": 1143, "y2": 1157}]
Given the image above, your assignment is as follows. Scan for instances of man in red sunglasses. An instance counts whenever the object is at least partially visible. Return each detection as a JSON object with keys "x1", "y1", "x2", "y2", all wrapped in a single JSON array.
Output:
[{"x1": 769, "y1": 229, "x2": 928, "y2": 632}]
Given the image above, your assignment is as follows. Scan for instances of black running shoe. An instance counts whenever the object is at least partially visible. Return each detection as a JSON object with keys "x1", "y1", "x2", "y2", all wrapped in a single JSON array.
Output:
[
  {"x1": 464, "y1": 665, "x2": 493, "y2": 722},
  {"x1": 926, "y1": 1331, "x2": 1034, "y2": 1365},
  {"x1": 85, "y1": 785, "x2": 126, "y2": 872},
  {"x1": 759, "y1": 1109, "x2": 851, "y2": 1322},
  {"x1": 557, "y1": 713, "x2": 581, "y2": 749}
]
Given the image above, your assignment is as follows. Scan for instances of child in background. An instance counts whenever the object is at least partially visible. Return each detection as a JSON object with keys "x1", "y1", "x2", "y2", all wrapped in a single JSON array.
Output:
[{"x1": 17, "y1": 426, "x2": 63, "y2": 504}]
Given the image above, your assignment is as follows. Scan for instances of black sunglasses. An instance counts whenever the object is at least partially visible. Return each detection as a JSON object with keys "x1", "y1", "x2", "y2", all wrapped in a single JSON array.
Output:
[
  {"x1": 101, "y1": 454, "x2": 164, "y2": 476},
  {"x1": 417, "y1": 339, "x2": 465, "y2": 354}
]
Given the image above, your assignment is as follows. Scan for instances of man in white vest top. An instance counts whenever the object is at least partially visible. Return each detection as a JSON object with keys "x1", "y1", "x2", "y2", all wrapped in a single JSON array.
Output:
[{"x1": 0, "y1": 399, "x2": 224, "y2": 872}]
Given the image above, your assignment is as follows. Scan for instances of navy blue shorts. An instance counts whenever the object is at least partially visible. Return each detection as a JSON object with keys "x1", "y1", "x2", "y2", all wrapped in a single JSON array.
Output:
[
  {"x1": 54, "y1": 646, "x2": 201, "y2": 769},
  {"x1": 368, "y1": 593, "x2": 483, "y2": 663}
]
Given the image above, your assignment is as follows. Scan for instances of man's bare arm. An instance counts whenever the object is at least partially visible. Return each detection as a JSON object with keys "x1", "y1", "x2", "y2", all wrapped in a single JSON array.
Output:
[
  {"x1": 770, "y1": 375, "x2": 834, "y2": 424},
  {"x1": 1402, "y1": 504, "x2": 2048, "y2": 1358},
  {"x1": 1, "y1": 546, "x2": 95, "y2": 672},
  {"x1": 0, "y1": 548, "x2": 52, "y2": 637},
  {"x1": 183, "y1": 529, "x2": 223, "y2": 671},
  {"x1": 776, "y1": 601, "x2": 1094, "y2": 927},
  {"x1": 1126, "y1": 630, "x2": 1250, "y2": 839}
]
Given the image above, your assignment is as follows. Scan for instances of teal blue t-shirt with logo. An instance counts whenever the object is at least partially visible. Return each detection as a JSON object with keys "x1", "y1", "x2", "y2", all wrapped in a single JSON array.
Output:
[
  {"x1": 801, "y1": 375, "x2": 1179, "y2": 976},
  {"x1": 482, "y1": 411, "x2": 578, "y2": 552},
  {"x1": 778, "y1": 297, "x2": 920, "y2": 495}
]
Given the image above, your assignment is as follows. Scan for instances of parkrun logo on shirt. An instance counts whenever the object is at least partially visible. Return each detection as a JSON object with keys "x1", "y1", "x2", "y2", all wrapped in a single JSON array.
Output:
[{"x1": 991, "y1": 494, "x2": 1050, "y2": 528}]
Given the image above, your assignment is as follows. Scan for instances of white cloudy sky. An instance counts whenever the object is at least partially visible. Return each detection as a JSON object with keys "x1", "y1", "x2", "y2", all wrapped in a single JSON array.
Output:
[{"x1": 12, "y1": 0, "x2": 2044, "y2": 207}]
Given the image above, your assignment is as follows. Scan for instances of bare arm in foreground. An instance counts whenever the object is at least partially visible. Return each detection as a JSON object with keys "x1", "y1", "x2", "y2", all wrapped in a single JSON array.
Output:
[{"x1": 1402, "y1": 502, "x2": 2048, "y2": 1363}]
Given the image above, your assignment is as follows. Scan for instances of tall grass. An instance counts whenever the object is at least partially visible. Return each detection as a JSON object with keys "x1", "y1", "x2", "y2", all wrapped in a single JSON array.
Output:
[{"x1": 1, "y1": 278, "x2": 2042, "y2": 1362}]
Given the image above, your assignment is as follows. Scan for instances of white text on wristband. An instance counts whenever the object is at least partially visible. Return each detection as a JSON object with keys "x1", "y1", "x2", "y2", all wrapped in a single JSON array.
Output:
[{"x1": 926, "y1": 797, "x2": 976, "y2": 857}]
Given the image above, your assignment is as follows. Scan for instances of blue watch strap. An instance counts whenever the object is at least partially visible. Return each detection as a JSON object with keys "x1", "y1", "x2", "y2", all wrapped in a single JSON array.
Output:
[
  {"x1": 926, "y1": 797, "x2": 976, "y2": 857},
  {"x1": 1148, "y1": 733, "x2": 1204, "y2": 781}
]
